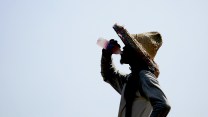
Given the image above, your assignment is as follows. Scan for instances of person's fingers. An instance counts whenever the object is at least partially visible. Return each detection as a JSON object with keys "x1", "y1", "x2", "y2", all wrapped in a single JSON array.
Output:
[{"x1": 109, "y1": 39, "x2": 115, "y2": 43}]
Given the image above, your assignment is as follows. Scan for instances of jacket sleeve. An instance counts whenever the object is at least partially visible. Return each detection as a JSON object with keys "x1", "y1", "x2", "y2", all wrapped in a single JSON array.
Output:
[
  {"x1": 101, "y1": 49, "x2": 128, "y2": 94},
  {"x1": 139, "y1": 70, "x2": 171, "y2": 117}
]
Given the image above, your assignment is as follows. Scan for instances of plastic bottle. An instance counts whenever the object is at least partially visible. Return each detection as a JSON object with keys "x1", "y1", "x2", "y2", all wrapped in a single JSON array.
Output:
[
  {"x1": 97, "y1": 38, "x2": 121, "y2": 54},
  {"x1": 97, "y1": 38, "x2": 109, "y2": 49}
]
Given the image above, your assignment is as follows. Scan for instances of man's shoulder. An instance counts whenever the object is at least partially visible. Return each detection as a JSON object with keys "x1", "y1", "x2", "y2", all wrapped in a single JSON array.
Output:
[
  {"x1": 139, "y1": 70, "x2": 156, "y2": 79},
  {"x1": 139, "y1": 70, "x2": 159, "y2": 86}
]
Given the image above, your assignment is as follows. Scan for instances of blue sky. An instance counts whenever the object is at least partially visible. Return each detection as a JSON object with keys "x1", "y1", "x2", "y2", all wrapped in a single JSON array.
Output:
[{"x1": 1, "y1": 0, "x2": 208, "y2": 117}]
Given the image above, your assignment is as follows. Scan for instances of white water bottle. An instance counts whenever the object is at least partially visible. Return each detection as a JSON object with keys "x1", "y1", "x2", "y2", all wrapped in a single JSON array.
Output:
[
  {"x1": 96, "y1": 38, "x2": 109, "y2": 49},
  {"x1": 96, "y1": 38, "x2": 121, "y2": 54}
]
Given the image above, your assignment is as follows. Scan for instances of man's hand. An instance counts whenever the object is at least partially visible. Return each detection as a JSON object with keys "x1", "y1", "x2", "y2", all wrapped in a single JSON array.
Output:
[{"x1": 106, "y1": 39, "x2": 121, "y2": 54}]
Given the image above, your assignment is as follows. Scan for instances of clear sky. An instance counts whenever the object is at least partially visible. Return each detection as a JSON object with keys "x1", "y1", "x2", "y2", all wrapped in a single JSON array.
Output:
[{"x1": 1, "y1": 0, "x2": 208, "y2": 117}]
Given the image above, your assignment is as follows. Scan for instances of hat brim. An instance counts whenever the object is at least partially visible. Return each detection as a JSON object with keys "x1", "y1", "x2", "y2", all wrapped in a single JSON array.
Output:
[
  {"x1": 113, "y1": 24, "x2": 149, "y2": 58},
  {"x1": 113, "y1": 24, "x2": 156, "y2": 66}
]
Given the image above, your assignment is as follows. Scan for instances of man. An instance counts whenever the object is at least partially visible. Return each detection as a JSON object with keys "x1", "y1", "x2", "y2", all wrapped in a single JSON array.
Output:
[{"x1": 100, "y1": 24, "x2": 171, "y2": 117}]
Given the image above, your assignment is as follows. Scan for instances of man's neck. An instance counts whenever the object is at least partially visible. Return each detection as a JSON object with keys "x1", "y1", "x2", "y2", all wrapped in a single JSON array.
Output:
[{"x1": 129, "y1": 61, "x2": 148, "y2": 73}]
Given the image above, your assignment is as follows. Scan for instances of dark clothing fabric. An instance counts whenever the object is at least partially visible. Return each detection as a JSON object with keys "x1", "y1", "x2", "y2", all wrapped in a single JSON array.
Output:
[{"x1": 100, "y1": 49, "x2": 171, "y2": 117}]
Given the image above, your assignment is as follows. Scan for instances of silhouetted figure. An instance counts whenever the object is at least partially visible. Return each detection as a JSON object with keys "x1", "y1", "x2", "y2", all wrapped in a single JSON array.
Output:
[{"x1": 100, "y1": 24, "x2": 171, "y2": 117}]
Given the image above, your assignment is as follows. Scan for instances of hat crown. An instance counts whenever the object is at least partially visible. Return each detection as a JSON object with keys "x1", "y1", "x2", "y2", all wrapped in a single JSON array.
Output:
[
  {"x1": 113, "y1": 24, "x2": 162, "y2": 77},
  {"x1": 131, "y1": 32, "x2": 162, "y2": 59}
]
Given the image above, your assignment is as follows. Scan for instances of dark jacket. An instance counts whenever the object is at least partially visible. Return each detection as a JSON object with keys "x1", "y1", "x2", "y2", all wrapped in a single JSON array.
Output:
[{"x1": 101, "y1": 49, "x2": 171, "y2": 117}]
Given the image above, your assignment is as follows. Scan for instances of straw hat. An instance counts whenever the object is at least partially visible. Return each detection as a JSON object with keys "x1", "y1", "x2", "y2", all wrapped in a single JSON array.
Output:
[
  {"x1": 113, "y1": 24, "x2": 162, "y2": 78},
  {"x1": 130, "y1": 32, "x2": 162, "y2": 59},
  {"x1": 113, "y1": 24, "x2": 162, "y2": 60}
]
